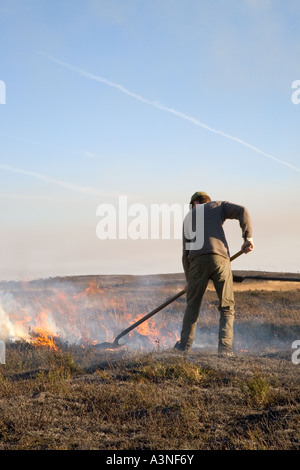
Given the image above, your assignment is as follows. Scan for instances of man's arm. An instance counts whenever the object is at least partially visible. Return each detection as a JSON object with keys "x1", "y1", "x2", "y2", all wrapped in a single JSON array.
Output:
[
  {"x1": 223, "y1": 202, "x2": 254, "y2": 254},
  {"x1": 241, "y1": 237, "x2": 254, "y2": 253}
]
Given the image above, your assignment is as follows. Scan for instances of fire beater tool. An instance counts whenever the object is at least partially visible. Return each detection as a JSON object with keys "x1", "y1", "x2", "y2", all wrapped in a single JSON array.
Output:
[{"x1": 93, "y1": 249, "x2": 244, "y2": 350}]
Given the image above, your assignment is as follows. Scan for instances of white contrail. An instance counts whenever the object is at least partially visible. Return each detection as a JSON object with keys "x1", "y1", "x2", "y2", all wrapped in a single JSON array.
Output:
[
  {"x1": 0, "y1": 164, "x2": 106, "y2": 196},
  {"x1": 0, "y1": 192, "x2": 62, "y2": 201},
  {"x1": 42, "y1": 53, "x2": 299, "y2": 173}
]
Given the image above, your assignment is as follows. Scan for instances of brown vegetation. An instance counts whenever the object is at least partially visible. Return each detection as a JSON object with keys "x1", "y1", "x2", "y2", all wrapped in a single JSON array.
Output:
[{"x1": 0, "y1": 276, "x2": 299, "y2": 450}]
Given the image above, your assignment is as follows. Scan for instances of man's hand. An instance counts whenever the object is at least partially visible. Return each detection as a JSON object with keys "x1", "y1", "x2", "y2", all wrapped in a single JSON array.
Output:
[{"x1": 242, "y1": 238, "x2": 254, "y2": 254}]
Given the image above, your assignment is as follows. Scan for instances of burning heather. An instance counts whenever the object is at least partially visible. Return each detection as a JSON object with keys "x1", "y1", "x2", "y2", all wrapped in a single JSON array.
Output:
[
  {"x1": 0, "y1": 273, "x2": 299, "y2": 354},
  {"x1": 30, "y1": 328, "x2": 59, "y2": 351},
  {"x1": 0, "y1": 275, "x2": 183, "y2": 351},
  {"x1": 0, "y1": 273, "x2": 299, "y2": 453}
]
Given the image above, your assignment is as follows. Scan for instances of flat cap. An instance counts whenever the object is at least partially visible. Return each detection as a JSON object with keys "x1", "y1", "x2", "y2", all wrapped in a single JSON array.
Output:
[{"x1": 189, "y1": 191, "x2": 210, "y2": 204}]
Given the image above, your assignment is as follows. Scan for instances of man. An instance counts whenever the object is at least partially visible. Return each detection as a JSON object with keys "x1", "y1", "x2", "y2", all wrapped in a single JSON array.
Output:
[{"x1": 175, "y1": 191, "x2": 254, "y2": 356}]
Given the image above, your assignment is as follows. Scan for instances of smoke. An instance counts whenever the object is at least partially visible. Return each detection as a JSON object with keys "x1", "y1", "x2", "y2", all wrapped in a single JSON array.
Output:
[
  {"x1": 0, "y1": 279, "x2": 105, "y2": 345},
  {"x1": 0, "y1": 300, "x2": 18, "y2": 341},
  {"x1": 0, "y1": 276, "x2": 296, "y2": 353},
  {"x1": 0, "y1": 277, "x2": 182, "y2": 350},
  {"x1": 42, "y1": 53, "x2": 299, "y2": 173}
]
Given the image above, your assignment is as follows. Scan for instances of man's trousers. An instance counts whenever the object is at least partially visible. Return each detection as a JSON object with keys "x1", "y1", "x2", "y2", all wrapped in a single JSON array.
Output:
[{"x1": 179, "y1": 254, "x2": 235, "y2": 353}]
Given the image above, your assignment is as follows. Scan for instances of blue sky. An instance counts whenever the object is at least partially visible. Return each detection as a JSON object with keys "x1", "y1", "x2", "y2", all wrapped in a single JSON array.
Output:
[{"x1": 0, "y1": 0, "x2": 299, "y2": 280}]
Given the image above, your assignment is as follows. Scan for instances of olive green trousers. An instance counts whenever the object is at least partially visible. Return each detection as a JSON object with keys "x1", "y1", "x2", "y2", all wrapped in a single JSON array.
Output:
[{"x1": 180, "y1": 254, "x2": 235, "y2": 352}]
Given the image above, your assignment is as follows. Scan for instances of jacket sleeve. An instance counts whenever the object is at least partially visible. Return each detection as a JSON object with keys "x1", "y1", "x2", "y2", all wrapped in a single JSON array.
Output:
[
  {"x1": 182, "y1": 224, "x2": 190, "y2": 280},
  {"x1": 222, "y1": 202, "x2": 253, "y2": 240}
]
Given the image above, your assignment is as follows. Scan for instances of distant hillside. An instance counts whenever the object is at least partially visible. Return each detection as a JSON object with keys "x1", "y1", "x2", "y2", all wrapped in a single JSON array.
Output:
[{"x1": 0, "y1": 270, "x2": 299, "y2": 291}]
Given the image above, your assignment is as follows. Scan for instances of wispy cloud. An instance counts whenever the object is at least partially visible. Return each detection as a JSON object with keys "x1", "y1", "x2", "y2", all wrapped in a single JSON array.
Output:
[
  {"x1": 42, "y1": 53, "x2": 299, "y2": 173},
  {"x1": 0, "y1": 164, "x2": 108, "y2": 197},
  {"x1": 0, "y1": 192, "x2": 61, "y2": 201}
]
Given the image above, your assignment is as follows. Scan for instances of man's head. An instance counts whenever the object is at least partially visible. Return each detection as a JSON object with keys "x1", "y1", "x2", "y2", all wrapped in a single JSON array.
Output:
[{"x1": 190, "y1": 191, "x2": 211, "y2": 207}]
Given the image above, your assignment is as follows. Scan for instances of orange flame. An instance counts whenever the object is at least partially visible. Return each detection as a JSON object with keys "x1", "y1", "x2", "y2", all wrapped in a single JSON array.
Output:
[
  {"x1": 6, "y1": 279, "x2": 182, "y2": 351},
  {"x1": 31, "y1": 328, "x2": 58, "y2": 350}
]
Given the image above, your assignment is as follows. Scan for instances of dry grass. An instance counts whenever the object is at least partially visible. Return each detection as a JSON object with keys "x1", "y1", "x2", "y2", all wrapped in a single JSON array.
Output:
[{"x1": 0, "y1": 277, "x2": 299, "y2": 450}]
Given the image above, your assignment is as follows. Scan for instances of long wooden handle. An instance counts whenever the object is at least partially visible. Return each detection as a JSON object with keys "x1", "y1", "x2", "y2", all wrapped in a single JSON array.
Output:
[
  {"x1": 113, "y1": 250, "x2": 244, "y2": 345},
  {"x1": 229, "y1": 249, "x2": 244, "y2": 262},
  {"x1": 113, "y1": 288, "x2": 186, "y2": 344}
]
